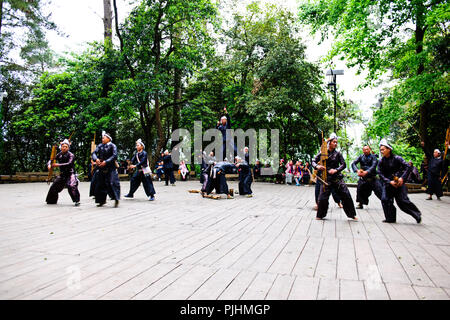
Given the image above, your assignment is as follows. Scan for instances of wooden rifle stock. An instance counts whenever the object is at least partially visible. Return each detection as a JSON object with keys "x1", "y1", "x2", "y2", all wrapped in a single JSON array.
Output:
[{"x1": 47, "y1": 144, "x2": 58, "y2": 185}]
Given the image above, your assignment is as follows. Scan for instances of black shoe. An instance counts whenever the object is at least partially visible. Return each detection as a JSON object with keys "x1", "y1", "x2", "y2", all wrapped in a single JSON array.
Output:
[
  {"x1": 426, "y1": 197, "x2": 432, "y2": 200},
  {"x1": 416, "y1": 216, "x2": 422, "y2": 224},
  {"x1": 382, "y1": 219, "x2": 396, "y2": 223},
  {"x1": 74, "y1": 202, "x2": 80, "y2": 207},
  {"x1": 124, "y1": 194, "x2": 133, "y2": 199},
  {"x1": 356, "y1": 203, "x2": 363, "y2": 209},
  {"x1": 114, "y1": 200, "x2": 119, "y2": 208},
  {"x1": 97, "y1": 202, "x2": 106, "y2": 207}
]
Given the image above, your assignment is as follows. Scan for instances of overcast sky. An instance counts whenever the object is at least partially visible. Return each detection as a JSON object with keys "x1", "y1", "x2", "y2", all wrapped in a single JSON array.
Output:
[{"x1": 45, "y1": 0, "x2": 386, "y2": 146}]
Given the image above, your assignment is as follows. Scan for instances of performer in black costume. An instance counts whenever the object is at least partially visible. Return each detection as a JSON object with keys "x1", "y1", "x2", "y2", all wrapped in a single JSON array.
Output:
[
  {"x1": 163, "y1": 150, "x2": 176, "y2": 186},
  {"x1": 235, "y1": 156, "x2": 253, "y2": 197},
  {"x1": 421, "y1": 140, "x2": 448, "y2": 201},
  {"x1": 205, "y1": 161, "x2": 236, "y2": 198},
  {"x1": 124, "y1": 139, "x2": 156, "y2": 201},
  {"x1": 312, "y1": 133, "x2": 358, "y2": 221},
  {"x1": 216, "y1": 107, "x2": 237, "y2": 161},
  {"x1": 378, "y1": 139, "x2": 422, "y2": 223},
  {"x1": 91, "y1": 131, "x2": 121, "y2": 207},
  {"x1": 200, "y1": 151, "x2": 216, "y2": 193},
  {"x1": 46, "y1": 139, "x2": 81, "y2": 206},
  {"x1": 351, "y1": 145, "x2": 382, "y2": 209}
]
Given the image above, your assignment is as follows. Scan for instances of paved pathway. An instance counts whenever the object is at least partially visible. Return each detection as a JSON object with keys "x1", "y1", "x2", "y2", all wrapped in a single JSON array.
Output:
[{"x1": 0, "y1": 181, "x2": 449, "y2": 300}]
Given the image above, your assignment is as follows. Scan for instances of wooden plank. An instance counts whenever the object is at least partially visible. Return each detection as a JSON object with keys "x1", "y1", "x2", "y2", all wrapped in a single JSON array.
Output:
[
  {"x1": 189, "y1": 268, "x2": 241, "y2": 300},
  {"x1": 291, "y1": 237, "x2": 324, "y2": 277},
  {"x1": 385, "y1": 283, "x2": 418, "y2": 300},
  {"x1": 288, "y1": 277, "x2": 319, "y2": 300},
  {"x1": 369, "y1": 239, "x2": 411, "y2": 285},
  {"x1": 265, "y1": 274, "x2": 296, "y2": 300},
  {"x1": 413, "y1": 286, "x2": 450, "y2": 300},
  {"x1": 240, "y1": 272, "x2": 277, "y2": 300},
  {"x1": 152, "y1": 265, "x2": 218, "y2": 300},
  {"x1": 317, "y1": 278, "x2": 340, "y2": 300},
  {"x1": 218, "y1": 270, "x2": 258, "y2": 300},
  {"x1": 336, "y1": 238, "x2": 359, "y2": 282},
  {"x1": 339, "y1": 279, "x2": 366, "y2": 300},
  {"x1": 314, "y1": 237, "x2": 338, "y2": 280}
]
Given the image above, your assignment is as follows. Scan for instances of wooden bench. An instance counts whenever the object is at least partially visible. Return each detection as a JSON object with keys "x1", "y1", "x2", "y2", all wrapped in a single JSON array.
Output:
[{"x1": 173, "y1": 171, "x2": 196, "y2": 180}]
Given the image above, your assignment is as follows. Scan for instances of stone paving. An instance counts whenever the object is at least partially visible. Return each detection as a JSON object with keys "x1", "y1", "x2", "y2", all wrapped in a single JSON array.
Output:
[{"x1": 0, "y1": 180, "x2": 449, "y2": 300}]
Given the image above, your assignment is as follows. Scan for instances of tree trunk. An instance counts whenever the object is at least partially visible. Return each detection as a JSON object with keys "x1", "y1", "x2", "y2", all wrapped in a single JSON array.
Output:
[
  {"x1": 103, "y1": 0, "x2": 113, "y2": 42},
  {"x1": 171, "y1": 66, "x2": 182, "y2": 137},
  {"x1": 155, "y1": 94, "x2": 165, "y2": 154},
  {"x1": 0, "y1": 0, "x2": 4, "y2": 37},
  {"x1": 415, "y1": 4, "x2": 428, "y2": 144}
]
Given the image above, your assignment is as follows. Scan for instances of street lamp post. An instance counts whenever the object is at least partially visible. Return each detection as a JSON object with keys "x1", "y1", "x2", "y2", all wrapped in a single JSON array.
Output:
[
  {"x1": 326, "y1": 69, "x2": 344, "y2": 133},
  {"x1": 0, "y1": 91, "x2": 8, "y2": 165}
]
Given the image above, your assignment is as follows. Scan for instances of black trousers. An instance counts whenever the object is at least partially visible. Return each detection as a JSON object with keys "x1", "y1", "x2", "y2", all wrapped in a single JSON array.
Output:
[
  {"x1": 427, "y1": 173, "x2": 443, "y2": 197},
  {"x1": 94, "y1": 169, "x2": 121, "y2": 204},
  {"x1": 381, "y1": 184, "x2": 421, "y2": 222},
  {"x1": 201, "y1": 172, "x2": 209, "y2": 192},
  {"x1": 89, "y1": 169, "x2": 98, "y2": 197},
  {"x1": 315, "y1": 181, "x2": 341, "y2": 204},
  {"x1": 164, "y1": 168, "x2": 176, "y2": 185},
  {"x1": 128, "y1": 170, "x2": 156, "y2": 197},
  {"x1": 317, "y1": 180, "x2": 356, "y2": 219},
  {"x1": 206, "y1": 173, "x2": 228, "y2": 195},
  {"x1": 275, "y1": 173, "x2": 284, "y2": 183},
  {"x1": 239, "y1": 175, "x2": 253, "y2": 195},
  {"x1": 46, "y1": 174, "x2": 80, "y2": 204},
  {"x1": 302, "y1": 175, "x2": 310, "y2": 185},
  {"x1": 356, "y1": 177, "x2": 382, "y2": 205}
]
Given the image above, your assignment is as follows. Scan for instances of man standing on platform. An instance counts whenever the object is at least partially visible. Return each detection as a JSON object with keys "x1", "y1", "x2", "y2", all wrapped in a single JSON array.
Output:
[
  {"x1": 420, "y1": 140, "x2": 448, "y2": 201},
  {"x1": 216, "y1": 107, "x2": 236, "y2": 161},
  {"x1": 124, "y1": 139, "x2": 156, "y2": 201},
  {"x1": 378, "y1": 139, "x2": 422, "y2": 223},
  {"x1": 163, "y1": 149, "x2": 176, "y2": 186},
  {"x1": 91, "y1": 131, "x2": 121, "y2": 207},
  {"x1": 351, "y1": 145, "x2": 382, "y2": 209},
  {"x1": 312, "y1": 133, "x2": 358, "y2": 221}
]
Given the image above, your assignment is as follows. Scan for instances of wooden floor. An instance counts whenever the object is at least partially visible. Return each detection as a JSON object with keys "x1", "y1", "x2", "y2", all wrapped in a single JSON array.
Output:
[{"x1": 0, "y1": 180, "x2": 449, "y2": 300}]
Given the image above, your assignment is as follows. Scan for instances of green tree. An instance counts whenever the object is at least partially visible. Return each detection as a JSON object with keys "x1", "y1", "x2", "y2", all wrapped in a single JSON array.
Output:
[{"x1": 299, "y1": 0, "x2": 449, "y2": 148}]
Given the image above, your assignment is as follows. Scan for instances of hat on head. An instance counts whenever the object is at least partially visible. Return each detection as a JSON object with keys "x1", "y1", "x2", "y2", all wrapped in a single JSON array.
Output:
[
  {"x1": 60, "y1": 139, "x2": 70, "y2": 149},
  {"x1": 379, "y1": 138, "x2": 393, "y2": 150},
  {"x1": 136, "y1": 138, "x2": 145, "y2": 148},
  {"x1": 328, "y1": 132, "x2": 338, "y2": 141},
  {"x1": 102, "y1": 131, "x2": 112, "y2": 141}
]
